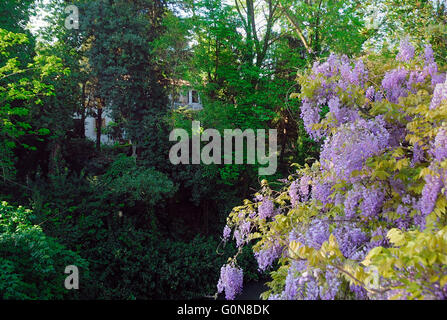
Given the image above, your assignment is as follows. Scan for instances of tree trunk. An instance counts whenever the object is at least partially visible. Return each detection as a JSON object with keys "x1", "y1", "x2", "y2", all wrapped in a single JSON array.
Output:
[{"x1": 96, "y1": 108, "x2": 103, "y2": 151}]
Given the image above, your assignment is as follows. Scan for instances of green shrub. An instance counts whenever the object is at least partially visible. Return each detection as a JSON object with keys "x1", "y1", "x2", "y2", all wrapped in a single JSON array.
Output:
[{"x1": 0, "y1": 201, "x2": 89, "y2": 299}]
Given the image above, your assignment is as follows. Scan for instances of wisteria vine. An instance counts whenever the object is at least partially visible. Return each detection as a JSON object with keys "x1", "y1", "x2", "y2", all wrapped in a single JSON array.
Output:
[{"x1": 217, "y1": 38, "x2": 447, "y2": 300}]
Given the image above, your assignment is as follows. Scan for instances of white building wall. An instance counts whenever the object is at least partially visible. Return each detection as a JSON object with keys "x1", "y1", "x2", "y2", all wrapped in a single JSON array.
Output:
[
  {"x1": 83, "y1": 88, "x2": 202, "y2": 145},
  {"x1": 84, "y1": 113, "x2": 114, "y2": 145}
]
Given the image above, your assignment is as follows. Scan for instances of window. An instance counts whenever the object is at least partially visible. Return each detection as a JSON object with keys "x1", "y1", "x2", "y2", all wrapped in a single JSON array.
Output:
[{"x1": 191, "y1": 90, "x2": 199, "y2": 103}]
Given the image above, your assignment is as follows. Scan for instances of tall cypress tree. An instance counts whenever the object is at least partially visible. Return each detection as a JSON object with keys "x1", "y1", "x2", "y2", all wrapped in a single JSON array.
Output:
[{"x1": 80, "y1": 0, "x2": 169, "y2": 167}]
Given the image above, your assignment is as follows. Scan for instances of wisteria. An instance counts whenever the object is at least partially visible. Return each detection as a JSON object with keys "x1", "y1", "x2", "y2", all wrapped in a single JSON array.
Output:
[
  {"x1": 217, "y1": 264, "x2": 243, "y2": 300},
  {"x1": 254, "y1": 242, "x2": 284, "y2": 271},
  {"x1": 320, "y1": 117, "x2": 390, "y2": 182},
  {"x1": 360, "y1": 186, "x2": 385, "y2": 219},
  {"x1": 289, "y1": 180, "x2": 300, "y2": 208},
  {"x1": 432, "y1": 128, "x2": 447, "y2": 161},
  {"x1": 396, "y1": 38, "x2": 415, "y2": 63},
  {"x1": 419, "y1": 171, "x2": 443, "y2": 217},
  {"x1": 258, "y1": 198, "x2": 275, "y2": 219},
  {"x1": 382, "y1": 68, "x2": 409, "y2": 103},
  {"x1": 219, "y1": 40, "x2": 447, "y2": 301},
  {"x1": 222, "y1": 225, "x2": 231, "y2": 241}
]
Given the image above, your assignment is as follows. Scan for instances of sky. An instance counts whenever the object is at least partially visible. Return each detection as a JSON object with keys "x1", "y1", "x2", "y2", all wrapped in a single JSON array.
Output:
[{"x1": 28, "y1": 0, "x2": 51, "y2": 36}]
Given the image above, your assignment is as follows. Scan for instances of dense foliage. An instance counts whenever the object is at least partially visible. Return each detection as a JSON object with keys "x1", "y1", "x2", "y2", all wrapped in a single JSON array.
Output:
[
  {"x1": 0, "y1": 202, "x2": 88, "y2": 299},
  {"x1": 1, "y1": 0, "x2": 446, "y2": 300},
  {"x1": 219, "y1": 40, "x2": 447, "y2": 300}
]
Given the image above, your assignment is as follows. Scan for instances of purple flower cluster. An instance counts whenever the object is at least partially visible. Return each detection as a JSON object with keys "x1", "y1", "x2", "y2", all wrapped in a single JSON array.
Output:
[
  {"x1": 412, "y1": 142, "x2": 425, "y2": 165},
  {"x1": 301, "y1": 54, "x2": 370, "y2": 139},
  {"x1": 217, "y1": 264, "x2": 243, "y2": 300},
  {"x1": 350, "y1": 284, "x2": 368, "y2": 299},
  {"x1": 222, "y1": 225, "x2": 231, "y2": 241},
  {"x1": 366, "y1": 86, "x2": 375, "y2": 101},
  {"x1": 396, "y1": 38, "x2": 415, "y2": 63},
  {"x1": 424, "y1": 45, "x2": 435, "y2": 64},
  {"x1": 423, "y1": 45, "x2": 446, "y2": 86},
  {"x1": 319, "y1": 267, "x2": 341, "y2": 300},
  {"x1": 254, "y1": 242, "x2": 284, "y2": 271},
  {"x1": 290, "y1": 175, "x2": 312, "y2": 207},
  {"x1": 311, "y1": 180, "x2": 333, "y2": 206},
  {"x1": 430, "y1": 78, "x2": 447, "y2": 109},
  {"x1": 344, "y1": 187, "x2": 362, "y2": 219},
  {"x1": 282, "y1": 264, "x2": 321, "y2": 300},
  {"x1": 290, "y1": 219, "x2": 330, "y2": 250},
  {"x1": 333, "y1": 224, "x2": 368, "y2": 259},
  {"x1": 299, "y1": 175, "x2": 311, "y2": 200},
  {"x1": 419, "y1": 170, "x2": 443, "y2": 216},
  {"x1": 289, "y1": 180, "x2": 300, "y2": 208},
  {"x1": 234, "y1": 220, "x2": 251, "y2": 247},
  {"x1": 360, "y1": 186, "x2": 385, "y2": 219},
  {"x1": 301, "y1": 98, "x2": 323, "y2": 140},
  {"x1": 366, "y1": 227, "x2": 390, "y2": 250},
  {"x1": 382, "y1": 68, "x2": 409, "y2": 103},
  {"x1": 258, "y1": 198, "x2": 275, "y2": 219},
  {"x1": 327, "y1": 96, "x2": 359, "y2": 125},
  {"x1": 320, "y1": 117, "x2": 390, "y2": 182},
  {"x1": 432, "y1": 128, "x2": 447, "y2": 161}
]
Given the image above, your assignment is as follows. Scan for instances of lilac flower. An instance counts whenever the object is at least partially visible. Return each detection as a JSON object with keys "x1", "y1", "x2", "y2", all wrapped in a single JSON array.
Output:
[
  {"x1": 217, "y1": 264, "x2": 243, "y2": 300},
  {"x1": 320, "y1": 117, "x2": 390, "y2": 182},
  {"x1": 258, "y1": 199, "x2": 274, "y2": 219},
  {"x1": 334, "y1": 224, "x2": 368, "y2": 259},
  {"x1": 307, "y1": 220, "x2": 330, "y2": 248},
  {"x1": 344, "y1": 188, "x2": 362, "y2": 219},
  {"x1": 395, "y1": 205, "x2": 411, "y2": 230},
  {"x1": 430, "y1": 80, "x2": 447, "y2": 109},
  {"x1": 382, "y1": 68, "x2": 409, "y2": 103},
  {"x1": 312, "y1": 181, "x2": 333, "y2": 206},
  {"x1": 283, "y1": 260, "x2": 307, "y2": 300},
  {"x1": 396, "y1": 38, "x2": 415, "y2": 62},
  {"x1": 367, "y1": 227, "x2": 389, "y2": 250},
  {"x1": 366, "y1": 86, "x2": 375, "y2": 101},
  {"x1": 432, "y1": 128, "x2": 447, "y2": 161},
  {"x1": 301, "y1": 99, "x2": 323, "y2": 140},
  {"x1": 424, "y1": 44, "x2": 435, "y2": 64},
  {"x1": 360, "y1": 186, "x2": 385, "y2": 219},
  {"x1": 433, "y1": 283, "x2": 447, "y2": 299},
  {"x1": 289, "y1": 180, "x2": 300, "y2": 207},
  {"x1": 407, "y1": 70, "x2": 427, "y2": 92},
  {"x1": 374, "y1": 90, "x2": 383, "y2": 102},
  {"x1": 328, "y1": 96, "x2": 359, "y2": 125},
  {"x1": 350, "y1": 284, "x2": 368, "y2": 299},
  {"x1": 419, "y1": 171, "x2": 443, "y2": 216},
  {"x1": 443, "y1": 170, "x2": 447, "y2": 199},
  {"x1": 223, "y1": 225, "x2": 231, "y2": 241},
  {"x1": 319, "y1": 267, "x2": 341, "y2": 300},
  {"x1": 303, "y1": 276, "x2": 320, "y2": 300},
  {"x1": 254, "y1": 242, "x2": 284, "y2": 271},
  {"x1": 299, "y1": 175, "x2": 311, "y2": 200},
  {"x1": 234, "y1": 229, "x2": 244, "y2": 247},
  {"x1": 312, "y1": 53, "x2": 340, "y2": 78},
  {"x1": 283, "y1": 271, "x2": 300, "y2": 300},
  {"x1": 412, "y1": 142, "x2": 425, "y2": 166},
  {"x1": 351, "y1": 59, "x2": 368, "y2": 86}
]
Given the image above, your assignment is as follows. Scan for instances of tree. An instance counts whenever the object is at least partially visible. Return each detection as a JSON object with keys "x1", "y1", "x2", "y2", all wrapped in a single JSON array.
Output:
[
  {"x1": 0, "y1": 0, "x2": 35, "y2": 33},
  {"x1": 0, "y1": 28, "x2": 67, "y2": 181},
  {"x1": 79, "y1": 0, "x2": 170, "y2": 165}
]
